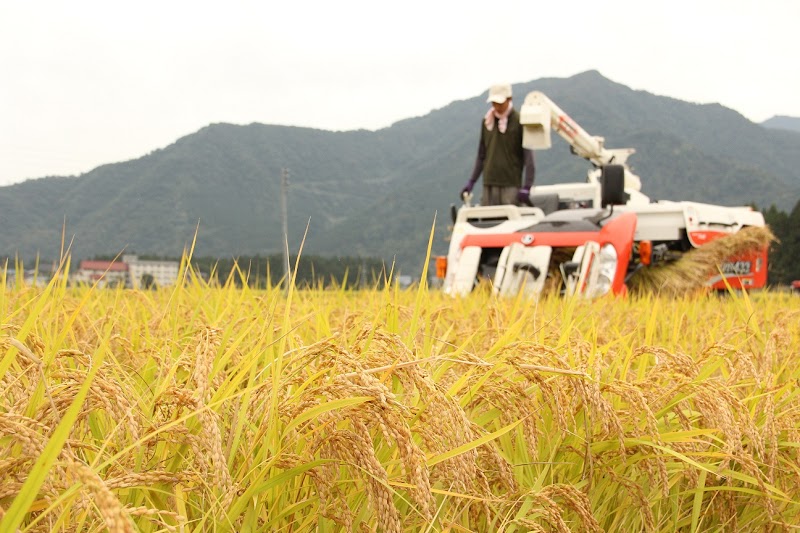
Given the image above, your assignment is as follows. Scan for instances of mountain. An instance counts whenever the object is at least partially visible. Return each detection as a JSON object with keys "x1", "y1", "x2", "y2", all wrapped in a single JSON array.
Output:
[
  {"x1": 762, "y1": 115, "x2": 800, "y2": 133},
  {"x1": 2, "y1": 70, "x2": 800, "y2": 275}
]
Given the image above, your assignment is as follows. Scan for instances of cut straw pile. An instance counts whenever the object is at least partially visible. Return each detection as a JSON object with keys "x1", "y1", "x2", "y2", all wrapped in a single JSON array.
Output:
[{"x1": 628, "y1": 225, "x2": 776, "y2": 296}]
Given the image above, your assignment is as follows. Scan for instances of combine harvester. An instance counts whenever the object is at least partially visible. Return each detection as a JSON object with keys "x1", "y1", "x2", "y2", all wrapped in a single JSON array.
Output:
[{"x1": 436, "y1": 91, "x2": 773, "y2": 298}]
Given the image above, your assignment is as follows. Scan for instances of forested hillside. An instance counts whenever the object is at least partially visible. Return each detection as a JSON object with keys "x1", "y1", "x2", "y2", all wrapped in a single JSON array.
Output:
[
  {"x1": 1, "y1": 70, "x2": 799, "y2": 277},
  {"x1": 762, "y1": 116, "x2": 800, "y2": 133}
]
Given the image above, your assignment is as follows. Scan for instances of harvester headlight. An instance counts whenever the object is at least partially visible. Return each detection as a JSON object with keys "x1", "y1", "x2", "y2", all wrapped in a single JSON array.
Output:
[{"x1": 591, "y1": 243, "x2": 618, "y2": 297}]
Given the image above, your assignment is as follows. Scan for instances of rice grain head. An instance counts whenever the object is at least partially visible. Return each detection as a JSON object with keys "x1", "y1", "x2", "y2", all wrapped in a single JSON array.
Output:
[
  {"x1": 314, "y1": 428, "x2": 402, "y2": 533},
  {"x1": 67, "y1": 461, "x2": 133, "y2": 533}
]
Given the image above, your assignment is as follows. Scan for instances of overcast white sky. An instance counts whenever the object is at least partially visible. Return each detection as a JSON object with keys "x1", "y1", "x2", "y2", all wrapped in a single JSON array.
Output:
[{"x1": 1, "y1": 0, "x2": 798, "y2": 186}]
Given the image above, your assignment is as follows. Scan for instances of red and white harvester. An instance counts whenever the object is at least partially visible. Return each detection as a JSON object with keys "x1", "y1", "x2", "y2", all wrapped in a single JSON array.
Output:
[{"x1": 436, "y1": 91, "x2": 770, "y2": 298}]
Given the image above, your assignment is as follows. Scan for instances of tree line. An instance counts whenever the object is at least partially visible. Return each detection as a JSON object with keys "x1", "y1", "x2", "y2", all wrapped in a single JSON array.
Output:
[
  {"x1": 762, "y1": 198, "x2": 800, "y2": 285},
  {"x1": 74, "y1": 252, "x2": 397, "y2": 289},
  {"x1": 4, "y1": 197, "x2": 798, "y2": 289},
  {"x1": 187, "y1": 254, "x2": 398, "y2": 289},
  {"x1": 113, "y1": 198, "x2": 800, "y2": 289}
]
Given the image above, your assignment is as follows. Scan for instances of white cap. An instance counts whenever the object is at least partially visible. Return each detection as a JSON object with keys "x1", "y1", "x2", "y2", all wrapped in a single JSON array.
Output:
[{"x1": 487, "y1": 84, "x2": 512, "y2": 104}]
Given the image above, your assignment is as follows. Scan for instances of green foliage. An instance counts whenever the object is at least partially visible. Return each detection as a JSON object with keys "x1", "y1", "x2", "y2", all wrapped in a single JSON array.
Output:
[
  {"x1": 763, "y1": 199, "x2": 800, "y2": 285},
  {"x1": 189, "y1": 254, "x2": 391, "y2": 289}
]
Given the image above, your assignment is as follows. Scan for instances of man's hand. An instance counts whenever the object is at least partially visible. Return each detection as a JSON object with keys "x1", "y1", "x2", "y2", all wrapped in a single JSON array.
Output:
[{"x1": 517, "y1": 187, "x2": 531, "y2": 205}]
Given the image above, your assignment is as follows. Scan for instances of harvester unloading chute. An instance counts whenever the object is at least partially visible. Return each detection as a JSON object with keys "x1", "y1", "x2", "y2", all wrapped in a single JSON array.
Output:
[{"x1": 519, "y1": 91, "x2": 642, "y2": 193}]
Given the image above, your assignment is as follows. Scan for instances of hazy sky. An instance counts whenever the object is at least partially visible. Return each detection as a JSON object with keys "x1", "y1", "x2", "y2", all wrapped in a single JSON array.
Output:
[{"x1": 2, "y1": 0, "x2": 798, "y2": 186}]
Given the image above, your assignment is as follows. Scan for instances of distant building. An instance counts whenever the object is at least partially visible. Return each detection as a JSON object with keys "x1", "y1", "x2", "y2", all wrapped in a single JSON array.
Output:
[
  {"x1": 71, "y1": 255, "x2": 180, "y2": 288},
  {"x1": 73, "y1": 260, "x2": 129, "y2": 287},
  {"x1": 3, "y1": 269, "x2": 52, "y2": 288},
  {"x1": 123, "y1": 255, "x2": 180, "y2": 289}
]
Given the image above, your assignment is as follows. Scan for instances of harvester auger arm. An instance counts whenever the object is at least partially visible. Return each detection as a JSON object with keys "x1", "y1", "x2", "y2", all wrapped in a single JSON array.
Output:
[{"x1": 519, "y1": 91, "x2": 642, "y2": 192}]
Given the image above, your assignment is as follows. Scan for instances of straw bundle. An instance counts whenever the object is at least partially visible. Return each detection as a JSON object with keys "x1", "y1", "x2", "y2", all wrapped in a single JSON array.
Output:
[{"x1": 628, "y1": 226, "x2": 775, "y2": 296}]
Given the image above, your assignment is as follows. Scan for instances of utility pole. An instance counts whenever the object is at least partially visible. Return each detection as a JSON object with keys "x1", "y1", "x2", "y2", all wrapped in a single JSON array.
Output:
[{"x1": 281, "y1": 167, "x2": 290, "y2": 293}]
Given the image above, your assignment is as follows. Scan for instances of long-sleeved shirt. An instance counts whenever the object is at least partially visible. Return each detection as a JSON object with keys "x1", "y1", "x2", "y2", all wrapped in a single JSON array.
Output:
[{"x1": 469, "y1": 108, "x2": 535, "y2": 188}]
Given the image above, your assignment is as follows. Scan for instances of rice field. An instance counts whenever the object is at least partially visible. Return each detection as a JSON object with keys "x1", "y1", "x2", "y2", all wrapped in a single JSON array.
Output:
[{"x1": 2, "y1": 261, "x2": 800, "y2": 532}]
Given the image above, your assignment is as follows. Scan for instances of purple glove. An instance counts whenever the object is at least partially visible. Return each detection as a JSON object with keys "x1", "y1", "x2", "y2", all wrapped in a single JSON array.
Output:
[{"x1": 517, "y1": 188, "x2": 531, "y2": 205}]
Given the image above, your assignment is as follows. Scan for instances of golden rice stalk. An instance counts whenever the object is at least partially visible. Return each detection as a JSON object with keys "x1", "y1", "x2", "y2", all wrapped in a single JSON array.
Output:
[
  {"x1": 191, "y1": 326, "x2": 222, "y2": 403},
  {"x1": 662, "y1": 376, "x2": 774, "y2": 517},
  {"x1": 371, "y1": 410, "x2": 434, "y2": 520},
  {"x1": 295, "y1": 381, "x2": 434, "y2": 519},
  {"x1": 125, "y1": 506, "x2": 186, "y2": 532},
  {"x1": 1, "y1": 335, "x2": 42, "y2": 366},
  {"x1": 463, "y1": 375, "x2": 539, "y2": 458},
  {"x1": 757, "y1": 312, "x2": 800, "y2": 483},
  {"x1": 0, "y1": 481, "x2": 24, "y2": 500},
  {"x1": 314, "y1": 428, "x2": 402, "y2": 533},
  {"x1": 649, "y1": 348, "x2": 766, "y2": 463},
  {"x1": 510, "y1": 519, "x2": 548, "y2": 533},
  {"x1": 566, "y1": 368, "x2": 626, "y2": 451},
  {"x1": 602, "y1": 381, "x2": 669, "y2": 497},
  {"x1": 105, "y1": 471, "x2": 194, "y2": 489},
  {"x1": 176, "y1": 327, "x2": 236, "y2": 508},
  {"x1": 48, "y1": 368, "x2": 140, "y2": 443},
  {"x1": 628, "y1": 225, "x2": 775, "y2": 296},
  {"x1": 412, "y1": 376, "x2": 482, "y2": 496},
  {"x1": 0, "y1": 456, "x2": 35, "y2": 478},
  {"x1": 351, "y1": 327, "x2": 425, "y2": 396},
  {"x1": 507, "y1": 346, "x2": 572, "y2": 432},
  {"x1": 303, "y1": 458, "x2": 355, "y2": 530},
  {"x1": 524, "y1": 491, "x2": 571, "y2": 533},
  {"x1": 285, "y1": 334, "x2": 436, "y2": 518},
  {"x1": 471, "y1": 422, "x2": 518, "y2": 494},
  {"x1": 1, "y1": 336, "x2": 43, "y2": 408},
  {"x1": 701, "y1": 341, "x2": 761, "y2": 386},
  {"x1": 67, "y1": 461, "x2": 133, "y2": 533},
  {"x1": 0, "y1": 413, "x2": 48, "y2": 456},
  {"x1": 597, "y1": 468, "x2": 656, "y2": 532},
  {"x1": 637, "y1": 346, "x2": 699, "y2": 378},
  {"x1": 762, "y1": 311, "x2": 798, "y2": 378},
  {"x1": 756, "y1": 386, "x2": 778, "y2": 485},
  {"x1": 0, "y1": 444, "x2": 64, "y2": 503},
  {"x1": 539, "y1": 484, "x2": 602, "y2": 533},
  {"x1": 716, "y1": 490, "x2": 739, "y2": 531},
  {"x1": 151, "y1": 383, "x2": 234, "y2": 508},
  {"x1": 186, "y1": 394, "x2": 235, "y2": 508}
]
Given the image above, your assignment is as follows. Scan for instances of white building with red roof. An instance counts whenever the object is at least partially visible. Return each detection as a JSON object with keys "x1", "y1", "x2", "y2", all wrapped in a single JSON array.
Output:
[
  {"x1": 72, "y1": 255, "x2": 179, "y2": 288},
  {"x1": 72, "y1": 260, "x2": 129, "y2": 287}
]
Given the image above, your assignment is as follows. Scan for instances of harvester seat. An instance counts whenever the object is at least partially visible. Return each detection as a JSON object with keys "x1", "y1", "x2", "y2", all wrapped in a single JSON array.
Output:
[{"x1": 529, "y1": 193, "x2": 559, "y2": 215}]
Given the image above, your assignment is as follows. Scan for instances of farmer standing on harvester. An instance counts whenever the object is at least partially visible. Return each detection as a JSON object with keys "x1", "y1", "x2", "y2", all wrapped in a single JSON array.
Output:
[{"x1": 460, "y1": 83, "x2": 536, "y2": 206}]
